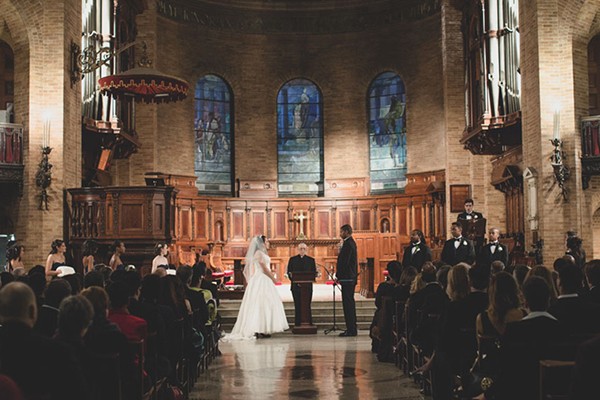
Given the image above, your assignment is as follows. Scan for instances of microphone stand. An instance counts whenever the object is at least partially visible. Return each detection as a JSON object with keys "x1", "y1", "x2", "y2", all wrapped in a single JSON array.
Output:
[{"x1": 323, "y1": 265, "x2": 342, "y2": 334}]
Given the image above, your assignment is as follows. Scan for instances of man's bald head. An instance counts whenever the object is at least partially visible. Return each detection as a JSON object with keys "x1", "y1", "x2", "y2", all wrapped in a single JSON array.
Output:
[{"x1": 0, "y1": 282, "x2": 37, "y2": 327}]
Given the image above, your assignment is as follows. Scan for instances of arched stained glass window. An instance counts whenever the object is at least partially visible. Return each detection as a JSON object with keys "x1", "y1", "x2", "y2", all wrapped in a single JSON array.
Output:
[
  {"x1": 368, "y1": 72, "x2": 407, "y2": 193},
  {"x1": 194, "y1": 75, "x2": 233, "y2": 195},
  {"x1": 277, "y1": 79, "x2": 324, "y2": 196}
]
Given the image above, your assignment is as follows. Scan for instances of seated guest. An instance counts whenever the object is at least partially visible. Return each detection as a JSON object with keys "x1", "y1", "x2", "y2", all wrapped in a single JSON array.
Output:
[
  {"x1": 512, "y1": 264, "x2": 531, "y2": 289},
  {"x1": 396, "y1": 266, "x2": 417, "y2": 304},
  {"x1": 201, "y1": 268, "x2": 219, "y2": 304},
  {"x1": 27, "y1": 271, "x2": 47, "y2": 310},
  {"x1": 584, "y1": 260, "x2": 600, "y2": 304},
  {"x1": 434, "y1": 263, "x2": 472, "y2": 399},
  {"x1": 0, "y1": 374, "x2": 24, "y2": 400},
  {"x1": 177, "y1": 265, "x2": 209, "y2": 330},
  {"x1": 402, "y1": 229, "x2": 432, "y2": 271},
  {"x1": 409, "y1": 263, "x2": 448, "y2": 354},
  {"x1": 490, "y1": 260, "x2": 505, "y2": 276},
  {"x1": 548, "y1": 262, "x2": 600, "y2": 335},
  {"x1": 0, "y1": 282, "x2": 89, "y2": 399},
  {"x1": 370, "y1": 261, "x2": 402, "y2": 361},
  {"x1": 63, "y1": 273, "x2": 83, "y2": 295},
  {"x1": 526, "y1": 265, "x2": 558, "y2": 304},
  {"x1": 498, "y1": 276, "x2": 567, "y2": 400},
  {"x1": 436, "y1": 265, "x2": 451, "y2": 292},
  {"x1": 55, "y1": 295, "x2": 94, "y2": 357},
  {"x1": 107, "y1": 281, "x2": 148, "y2": 341},
  {"x1": 34, "y1": 278, "x2": 71, "y2": 337},
  {"x1": 476, "y1": 272, "x2": 525, "y2": 338},
  {"x1": 0, "y1": 271, "x2": 14, "y2": 288},
  {"x1": 83, "y1": 270, "x2": 105, "y2": 288}
]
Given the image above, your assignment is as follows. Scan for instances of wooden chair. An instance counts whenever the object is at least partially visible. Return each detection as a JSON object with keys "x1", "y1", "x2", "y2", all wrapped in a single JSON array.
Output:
[
  {"x1": 129, "y1": 339, "x2": 153, "y2": 400},
  {"x1": 393, "y1": 300, "x2": 406, "y2": 368},
  {"x1": 399, "y1": 302, "x2": 413, "y2": 375},
  {"x1": 539, "y1": 359, "x2": 575, "y2": 400}
]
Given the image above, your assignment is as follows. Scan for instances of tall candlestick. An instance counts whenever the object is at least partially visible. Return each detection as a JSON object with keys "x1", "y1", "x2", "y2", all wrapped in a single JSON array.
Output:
[{"x1": 553, "y1": 111, "x2": 560, "y2": 140}]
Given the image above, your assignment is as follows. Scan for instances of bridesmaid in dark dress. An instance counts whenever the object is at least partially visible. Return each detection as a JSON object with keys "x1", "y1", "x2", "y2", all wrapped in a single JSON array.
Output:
[
  {"x1": 109, "y1": 240, "x2": 126, "y2": 271},
  {"x1": 45, "y1": 239, "x2": 67, "y2": 279}
]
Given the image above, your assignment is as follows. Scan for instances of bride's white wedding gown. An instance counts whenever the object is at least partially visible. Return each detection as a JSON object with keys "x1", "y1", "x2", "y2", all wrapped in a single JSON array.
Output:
[{"x1": 226, "y1": 251, "x2": 289, "y2": 339}]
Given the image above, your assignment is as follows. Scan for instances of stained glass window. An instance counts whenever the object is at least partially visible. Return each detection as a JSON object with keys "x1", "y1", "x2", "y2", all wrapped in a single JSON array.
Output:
[
  {"x1": 194, "y1": 75, "x2": 233, "y2": 195},
  {"x1": 277, "y1": 79, "x2": 324, "y2": 196},
  {"x1": 368, "y1": 72, "x2": 407, "y2": 193}
]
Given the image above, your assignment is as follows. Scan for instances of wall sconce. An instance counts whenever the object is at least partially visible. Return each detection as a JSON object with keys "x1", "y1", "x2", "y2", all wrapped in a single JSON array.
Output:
[
  {"x1": 550, "y1": 138, "x2": 570, "y2": 201},
  {"x1": 549, "y1": 110, "x2": 569, "y2": 201},
  {"x1": 35, "y1": 121, "x2": 52, "y2": 210}
]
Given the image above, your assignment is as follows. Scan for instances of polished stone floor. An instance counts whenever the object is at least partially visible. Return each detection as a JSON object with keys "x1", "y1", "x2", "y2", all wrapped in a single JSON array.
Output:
[{"x1": 190, "y1": 331, "x2": 424, "y2": 400}]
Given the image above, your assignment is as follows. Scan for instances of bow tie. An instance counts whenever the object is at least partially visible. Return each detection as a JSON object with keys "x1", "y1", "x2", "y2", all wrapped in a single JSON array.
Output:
[
  {"x1": 455, "y1": 238, "x2": 462, "y2": 241},
  {"x1": 490, "y1": 242, "x2": 499, "y2": 245}
]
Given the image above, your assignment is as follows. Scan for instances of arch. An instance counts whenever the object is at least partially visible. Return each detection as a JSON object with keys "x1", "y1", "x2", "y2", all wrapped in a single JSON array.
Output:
[
  {"x1": 367, "y1": 71, "x2": 407, "y2": 193},
  {"x1": 194, "y1": 74, "x2": 234, "y2": 195},
  {"x1": 276, "y1": 78, "x2": 324, "y2": 197}
]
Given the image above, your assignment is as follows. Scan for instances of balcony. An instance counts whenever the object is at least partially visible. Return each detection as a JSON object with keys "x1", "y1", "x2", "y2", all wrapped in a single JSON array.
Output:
[
  {"x1": 461, "y1": 112, "x2": 522, "y2": 155},
  {"x1": 0, "y1": 122, "x2": 24, "y2": 194}
]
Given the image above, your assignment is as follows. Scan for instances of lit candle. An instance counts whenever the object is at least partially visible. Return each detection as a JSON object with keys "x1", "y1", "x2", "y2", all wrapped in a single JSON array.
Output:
[{"x1": 553, "y1": 111, "x2": 560, "y2": 140}]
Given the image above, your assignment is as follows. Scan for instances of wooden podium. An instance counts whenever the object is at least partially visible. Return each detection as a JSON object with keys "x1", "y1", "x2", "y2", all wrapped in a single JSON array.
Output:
[{"x1": 290, "y1": 271, "x2": 317, "y2": 334}]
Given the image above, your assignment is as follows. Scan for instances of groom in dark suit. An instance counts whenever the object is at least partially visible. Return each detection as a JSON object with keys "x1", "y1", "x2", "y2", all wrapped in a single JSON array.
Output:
[
  {"x1": 441, "y1": 222, "x2": 475, "y2": 266},
  {"x1": 287, "y1": 243, "x2": 317, "y2": 326},
  {"x1": 337, "y1": 224, "x2": 358, "y2": 337},
  {"x1": 402, "y1": 229, "x2": 433, "y2": 271}
]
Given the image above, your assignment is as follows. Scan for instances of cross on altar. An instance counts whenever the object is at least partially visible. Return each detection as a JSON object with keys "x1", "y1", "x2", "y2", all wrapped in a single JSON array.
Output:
[{"x1": 294, "y1": 210, "x2": 308, "y2": 240}]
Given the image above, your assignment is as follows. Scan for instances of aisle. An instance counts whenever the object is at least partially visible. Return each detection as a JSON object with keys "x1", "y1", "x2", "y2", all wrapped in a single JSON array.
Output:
[{"x1": 190, "y1": 332, "x2": 423, "y2": 400}]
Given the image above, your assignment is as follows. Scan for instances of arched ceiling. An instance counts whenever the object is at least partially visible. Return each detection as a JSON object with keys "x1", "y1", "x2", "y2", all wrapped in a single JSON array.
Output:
[{"x1": 156, "y1": 0, "x2": 441, "y2": 34}]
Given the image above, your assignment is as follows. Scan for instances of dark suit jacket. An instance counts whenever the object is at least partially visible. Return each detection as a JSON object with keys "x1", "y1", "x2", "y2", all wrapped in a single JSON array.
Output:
[
  {"x1": 456, "y1": 211, "x2": 484, "y2": 221},
  {"x1": 0, "y1": 321, "x2": 90, "y2": 400},
  {"x1": 287, "y1": 254, "x2": 317, "y2": 288},
  {"x1": 336, "y1": 236, "x2": 358, "y2": 282},
  {"x1": 34, "y1": 304, "x2": 59, "y2": 337},
  {"x1": 477, "y1": 242, "x2": 509, "y2": 267},
  {"x1": 548, "y1": 295, "x2": 600, "y2": 335},
  {"x1": 402, "y1": 242, "x2": 432, "y2": 271},
  {"x1": 440, "y1": 237, "x2": 475, "y2": 266},
  {"x1": 587, "y1": 286, "x2": 600, "y2": 305},
  {"x1": 499, "y1": 316, "x2": 567, "y2": 400}
]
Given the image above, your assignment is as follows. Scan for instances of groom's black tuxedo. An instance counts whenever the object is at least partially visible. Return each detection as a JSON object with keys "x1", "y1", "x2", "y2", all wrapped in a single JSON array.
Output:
[
  {"x1": 441, "y1": 236, "x2": 475, "y2": 266},
  {"x1": 337, "y1": 236, "x2": 358, "y2": 334},
  {"x1": 402, "y1": 242, "x2": 432, "y2": 271},
  {"x1": 287, "y1": 254, "x2": 316, "y2": 326}
]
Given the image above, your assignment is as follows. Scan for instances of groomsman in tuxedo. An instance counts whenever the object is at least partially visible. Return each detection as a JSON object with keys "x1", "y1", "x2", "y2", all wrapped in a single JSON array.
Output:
[
  {"x1": 336, "y1": 224, "x2": 358, "y2": 337},
  {"x1": 478, "y1": 227, "x2": 509, "y2": 268},
  {"x1": 402, "y1": 229, "x2": 432, "y2": 271},
  {"x1": 287, "y1": 243, "x2": 317, "y2": 326},
  {"x1": 441, "y1": 222, "x2": 476, "y2": 266},
  {"x1": 456, "y1": 198, "x2": 484, "y2": 221}
]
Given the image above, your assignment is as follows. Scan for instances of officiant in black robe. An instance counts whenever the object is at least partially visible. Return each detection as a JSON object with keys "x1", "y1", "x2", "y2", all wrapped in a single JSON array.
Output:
[{"x1": 287, "y1": 243, "x2": 317, "y2": 326}]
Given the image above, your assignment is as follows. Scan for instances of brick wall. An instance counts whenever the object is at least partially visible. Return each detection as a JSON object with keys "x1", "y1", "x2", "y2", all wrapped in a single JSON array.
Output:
[{"x1": 115, "y1": 5, "x2": 447, "y2": 187}]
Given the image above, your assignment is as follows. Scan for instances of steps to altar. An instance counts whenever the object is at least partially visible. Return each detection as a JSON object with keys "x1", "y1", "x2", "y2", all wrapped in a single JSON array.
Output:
[{"x1": 219, "y1": 298, "x2": 376, "y2": 331}]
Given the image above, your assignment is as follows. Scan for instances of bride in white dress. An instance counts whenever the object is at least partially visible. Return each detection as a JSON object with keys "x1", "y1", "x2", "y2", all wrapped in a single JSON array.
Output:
[{"x1": 225, "y1": 235, "x2": 289, "y2": 340}]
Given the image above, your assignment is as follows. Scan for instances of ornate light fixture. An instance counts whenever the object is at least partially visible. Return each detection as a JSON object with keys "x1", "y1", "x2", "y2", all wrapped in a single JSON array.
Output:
[
  {"x1": 71, "y1": 37, "x2": 188, "y2": 103},
  {"x1": 98, "y1": 42, "x2": 189, "y2": 104},
  {"x1": 35, "y1": 122, "x2": 52, "y2": 210},
  {"x1": 550, "y1": 138, "x2": 570, "y2": 201}
]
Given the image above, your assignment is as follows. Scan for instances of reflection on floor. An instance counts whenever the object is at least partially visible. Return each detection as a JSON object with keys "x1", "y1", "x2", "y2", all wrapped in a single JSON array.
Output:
[{"x1": 190, "y1": 332, "x2": 423, "y2": 400}]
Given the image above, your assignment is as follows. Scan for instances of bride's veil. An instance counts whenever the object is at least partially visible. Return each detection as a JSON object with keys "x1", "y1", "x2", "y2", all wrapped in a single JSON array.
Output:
[{"x1": 243, "y1": 236, "x2": 265, "y2": 281}]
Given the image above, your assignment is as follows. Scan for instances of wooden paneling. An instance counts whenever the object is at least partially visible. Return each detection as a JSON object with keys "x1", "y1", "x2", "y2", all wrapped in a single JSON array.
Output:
[
  {"x1": 252, "y1": 211, "x2": 265, "y2": 236},
  {"x1": 196, "y1": 210, "x2": 206, "y2": 238},
  {"x1": 121, "y1": 204, "x2": 143, "y2": 230},
  {"x1": 180, "y1": 207, "x2": 191, "y2": 240},
  {"x1": 317, "y1": 211, "x2": 330, "y2": 238},
  {"x1": 339, "y1": 210, "x2": 351, "y2": 228},
  {"x1": 359, "y1": 209, "x2": 371, "y2": 231},
  {"x1": 232, "y1": 212, "x2": 244, "y2": 239},
  {"x1": 154, "y1": 204, "x2": 163, "y2": 231},
  {"x1": 398, "y1": 206, "x2": 408, "y2": 236},
  {"x1": 414, "y1": 206, "x2": 423, "y2": 230},
  {"x1": 274, "y1": 211, "x2": 287, "y2": 238}
]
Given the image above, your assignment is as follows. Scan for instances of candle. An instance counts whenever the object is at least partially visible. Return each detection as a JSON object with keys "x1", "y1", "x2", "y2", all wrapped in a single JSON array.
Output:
[{"x1": 553, "y1": 111, "x2": 560, "y2": 140}]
